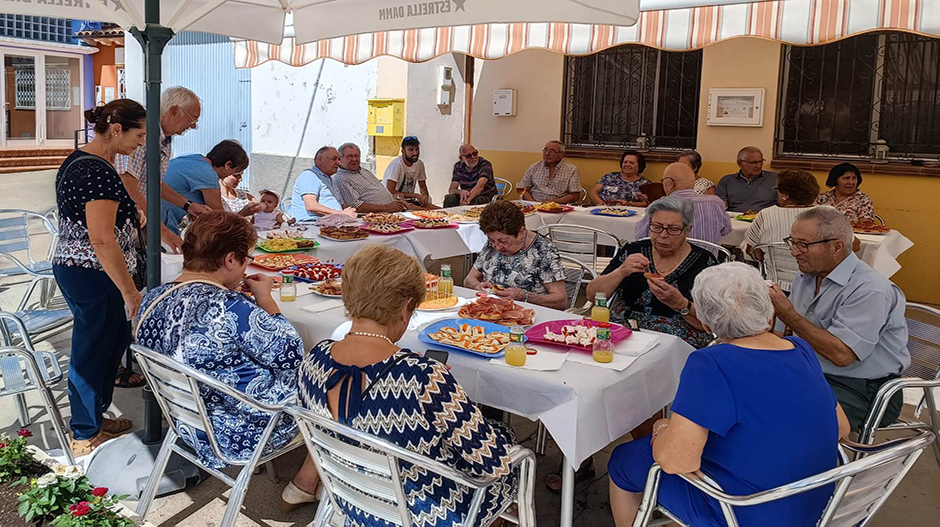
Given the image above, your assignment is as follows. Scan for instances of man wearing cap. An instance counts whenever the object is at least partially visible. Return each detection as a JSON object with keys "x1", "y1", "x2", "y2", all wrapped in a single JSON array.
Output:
[{"x1": 383, "y1": 136, "x2": 433, "y2": 207}]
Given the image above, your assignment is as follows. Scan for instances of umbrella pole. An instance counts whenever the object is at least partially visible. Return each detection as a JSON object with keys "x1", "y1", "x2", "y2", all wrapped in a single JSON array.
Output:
[{"x1": 131, "y1": 0, "x2": 174, "y2": 445}]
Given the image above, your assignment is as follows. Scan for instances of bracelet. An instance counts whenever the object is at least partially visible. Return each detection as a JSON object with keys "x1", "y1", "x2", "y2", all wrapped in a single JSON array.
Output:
[
  {"x1": 652, "y1": 422, "x2": 669, "y2": 437},
  {"x1": 524, "y1": 291, "x2": 530, "y2": 303}
]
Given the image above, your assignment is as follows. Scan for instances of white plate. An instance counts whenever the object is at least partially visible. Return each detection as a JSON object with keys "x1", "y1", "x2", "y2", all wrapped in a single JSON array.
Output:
[
  {"x1": 416, "y1": 296, "x2": 471, "y2": 312},
  {"x1": 317, "y1": 233, "x2": 369, "y2": 243},
  {"x1": 309, "y1": 280, "x2": 342, "y2": 298}
]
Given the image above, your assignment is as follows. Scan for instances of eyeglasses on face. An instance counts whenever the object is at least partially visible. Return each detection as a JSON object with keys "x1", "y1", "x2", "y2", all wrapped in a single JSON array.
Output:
[
  {"x1": 180, "y1": 107, "x2": 199, "y2": 129},
  {"x1": 649, "y1": 223, "x2": 686, "y2": 236},
  {"x1": 783, "y1": 237, "x2": 836, "y2": 252},
  {"x1": 741, "y1": 159, "x2": 765, "y2": 166},
  {"x1": 542, "y1": 148, "x2": 561, "y2": 154},
  {"x1": 462, "y1": 151, "x2": 479, "y2": 158}
]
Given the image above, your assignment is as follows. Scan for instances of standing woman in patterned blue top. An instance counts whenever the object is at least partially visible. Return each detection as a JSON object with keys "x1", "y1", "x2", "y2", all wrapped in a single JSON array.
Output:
[
  {"x1": 136, "y1": 211, "x2": 304, "y2": 469},
  {"x1": 52, "y1": 99, "x2": 147, "y2": 457},
  {"x1": 288, "y1": 244, "x2": 517, "y2": 525}
]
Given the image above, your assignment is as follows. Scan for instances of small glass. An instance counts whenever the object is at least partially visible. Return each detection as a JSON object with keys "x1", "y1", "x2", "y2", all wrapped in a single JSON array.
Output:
[
  {"x1": 279, "y1": 271, "x2": 297, "y2": 302},
  {"x1": 592, "y1": 322, "x2": 614, "y2": 363},
  {"x1": 504, "y1": 325, "x2": 527, "y2": 367}
]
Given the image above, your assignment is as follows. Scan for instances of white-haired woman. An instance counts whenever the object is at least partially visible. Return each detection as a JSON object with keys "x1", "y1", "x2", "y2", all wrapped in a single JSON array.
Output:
[
  {"x1": 607, "y1": 263, "x2": 850, "y2": 527},
  {"x1": 587, "y1": 195, "x2": 716, "y2": 348}
]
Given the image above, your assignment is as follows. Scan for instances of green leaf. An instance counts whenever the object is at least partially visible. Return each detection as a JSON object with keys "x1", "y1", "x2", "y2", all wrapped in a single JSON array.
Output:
[{"x1": 17, "y1": 500, "x2": 29, "y2": 516}]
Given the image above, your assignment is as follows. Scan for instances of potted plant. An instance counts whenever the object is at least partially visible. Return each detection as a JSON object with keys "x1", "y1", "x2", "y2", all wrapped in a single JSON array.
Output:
[{"x1": 0, "y1": 429, "x2": 49, "y2": 526}]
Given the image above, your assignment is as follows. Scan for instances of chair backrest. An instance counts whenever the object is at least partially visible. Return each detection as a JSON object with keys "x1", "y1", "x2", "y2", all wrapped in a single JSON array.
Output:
[
  {"x1": 537, "y1": 223, "x2": 621, "y2": 274},
  {"x1": 578, "y1": 187, "x2": 587, "y2": 205},
  {"x1": 639, "y1": 182, "x2": 665, "y2": 202},
  {"x1": 901, "y1": 303, "x2": 940, "y2": 418},
  {"x1": 752, "y1": 241, "x2": 798, "y2": 291},
  {"x1": 285, "y1": 403, "x2": 503, "y2": 527},
  {"x1": 685, "y1": 238, "x2": 733, "y2": 263},
  {"x1": 494, "y1": 177, "x2": 513, "y2": 197},
  {"x1": 874, "y1": 214, "x2": 886, "y2": 226},
  {"x1": 0, "y1": 210, "x2": 34, "y2": 271},
  {"x1": 280, "y1": 197, "x2": 292, "y2": 214},
  {"x1": 558, "y1": 255, "x2": 598, "y2": 310},
  {"x1": 131, "y1": 344, "x2": 286, "y2": 467}
]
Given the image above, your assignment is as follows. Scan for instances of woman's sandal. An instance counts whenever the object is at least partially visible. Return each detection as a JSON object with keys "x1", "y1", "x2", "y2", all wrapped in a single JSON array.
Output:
[
  {"x1": 101, "y1": 417, "x2": 133, "y2": 436},
  {"x1": 70, "y1": 431, "x2": 114, "y2": 457},
  {"x1": 545, "y1": 458, "x2": 596, "y2": 494}
]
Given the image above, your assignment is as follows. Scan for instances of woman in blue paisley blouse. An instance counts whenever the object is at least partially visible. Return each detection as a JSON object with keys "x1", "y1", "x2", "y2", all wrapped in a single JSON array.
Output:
[
  {"x1": 286, "y1": 244, "x2": 518, "y2": 524},
  {"x1": 136, "y1": 211, "x2": 303, "y2": 469},
  {"x1": 464, "y1": 199, "x2": 568, "y2": 310}
]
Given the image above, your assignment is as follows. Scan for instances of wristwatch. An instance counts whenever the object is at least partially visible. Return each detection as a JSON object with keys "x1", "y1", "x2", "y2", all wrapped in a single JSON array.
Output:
[
  {"x1": 183, "y1": 200, "x2": 193, "y2": 212},
  {"x1": 677, "y1": 301, "x2": 692, "y2": 316}
]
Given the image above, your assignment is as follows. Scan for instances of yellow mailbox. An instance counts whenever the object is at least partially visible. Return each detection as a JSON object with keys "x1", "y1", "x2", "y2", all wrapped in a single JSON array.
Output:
[{"x1": 367, "y1": 98, "x2": 405, "y2": 137}]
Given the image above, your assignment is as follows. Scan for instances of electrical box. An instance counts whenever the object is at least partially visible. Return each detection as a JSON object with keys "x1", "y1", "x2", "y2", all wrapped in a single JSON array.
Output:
[
  {"x1": 493, "y1": 89, "x2": 516, "y2": 116},
  {"x1": 367, "y1": 98, "x2": 406, "y2": 137},
  {"x1": 438, "y1": 65, "x2": 454, "y2": 107}
]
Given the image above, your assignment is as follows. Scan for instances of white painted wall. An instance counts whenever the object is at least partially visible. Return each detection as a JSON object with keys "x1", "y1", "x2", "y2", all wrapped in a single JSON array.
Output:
[
  {"x1": 404, "y1": 54, "x2": 467, "y2": 200},
  {"x1": 251, "y1": 58, "x2": 378, "y2": 165},
  {"x1": 123, "y1": 31, "x2": 145, "y2": 105}
]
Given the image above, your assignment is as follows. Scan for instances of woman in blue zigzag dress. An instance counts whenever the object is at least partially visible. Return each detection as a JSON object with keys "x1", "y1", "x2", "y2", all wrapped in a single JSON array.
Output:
[
  {"x1": 137, "y1": 211, "x2": 303, "y2": 468},
  {"x1": 284, "y1": 243, "x2": 518, "y2": 525}
]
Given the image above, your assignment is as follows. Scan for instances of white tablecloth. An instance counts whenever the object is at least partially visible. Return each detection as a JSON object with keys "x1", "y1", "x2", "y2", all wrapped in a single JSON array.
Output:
[{"x1": 276, "y1": 286, "x2": 694, "y2": 469}]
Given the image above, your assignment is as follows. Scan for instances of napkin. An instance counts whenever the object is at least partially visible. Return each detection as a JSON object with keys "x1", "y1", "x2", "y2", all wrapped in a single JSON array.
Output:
[
  {"x1": 615, "y1": 331, "x2": 661, "y2": 357},
  {"x1": 489, "y1": 349, "x2": 568, "y2": 371},
  {"x1": 300, "y1": 299, "x2": 344, "y2": 313},
  {"x1": 566, "y1": 351, "x2": 638, "y2": 371}
]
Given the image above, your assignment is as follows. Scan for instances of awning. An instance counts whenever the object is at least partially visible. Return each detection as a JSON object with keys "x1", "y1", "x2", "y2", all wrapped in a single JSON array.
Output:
[{"x1": 234, "y1": 0, "x2": 940, "y2": 67}]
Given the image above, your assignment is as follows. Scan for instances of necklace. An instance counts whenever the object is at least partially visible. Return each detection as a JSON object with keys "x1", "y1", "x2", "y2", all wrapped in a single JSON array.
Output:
[{"x1": 348, "y1": 331, "x2": 395, "y2": 346}]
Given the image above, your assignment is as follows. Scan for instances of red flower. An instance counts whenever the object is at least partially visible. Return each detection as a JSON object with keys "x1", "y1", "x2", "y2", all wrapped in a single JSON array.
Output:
[
  {"x1": 69, "y1": 501, "x2": 91, "y2": 516},
  {"x1": 16, "y1": 429, "x2": 31, "y2": 438},
  {"x1": 0, "y1": 443, "x2": 5, "y2": 448},
  {"x1": 92, "y1": 487, "x2": 108, "y2": 497}
]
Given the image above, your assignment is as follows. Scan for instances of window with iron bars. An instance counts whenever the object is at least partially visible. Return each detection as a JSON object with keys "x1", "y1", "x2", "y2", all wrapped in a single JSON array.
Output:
[
  {"x1": 777, "y1": 32, "x2": 940, "y2": 160},
  {"x1": 563, "y1": 45, "x2": 702, "y2": 151}
]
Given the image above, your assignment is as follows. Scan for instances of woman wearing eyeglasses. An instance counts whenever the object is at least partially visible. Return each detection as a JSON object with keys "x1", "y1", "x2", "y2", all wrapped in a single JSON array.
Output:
[{"x1": 587, "y1": 195, "x2": 717, "y2": 348}]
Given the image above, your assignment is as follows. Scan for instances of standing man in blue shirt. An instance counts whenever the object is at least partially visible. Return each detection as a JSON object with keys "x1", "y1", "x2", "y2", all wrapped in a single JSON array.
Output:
[
  {"x1": 289, "y1": 146, "x2": 357, "y2": 221},
  {"x1": 769, "y1": 206, "x2": 910, "y2": 431}
]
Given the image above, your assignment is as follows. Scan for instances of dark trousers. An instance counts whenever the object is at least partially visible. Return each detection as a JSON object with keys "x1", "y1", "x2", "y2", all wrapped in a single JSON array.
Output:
[
  {"x1": 53, "y1": 265, "x2": 131, "y2": 440},
  {"x1": 443, "y1": 193, "x2": 494, "y2": 208},
  {"x1": 825, "y1": 373, "x2": 903, "y2": 433}
]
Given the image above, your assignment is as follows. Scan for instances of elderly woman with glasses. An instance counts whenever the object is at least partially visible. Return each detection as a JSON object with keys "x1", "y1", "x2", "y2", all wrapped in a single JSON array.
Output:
[
  {"x1": 587, "y1": 195, "x2": 716, "y2": 348},
  {"x1": 136, "y1": 211, "x2": 303, "y2": 469},
  {"x1": 608, "y1": 263, "x2": 850, "y2": 526}
]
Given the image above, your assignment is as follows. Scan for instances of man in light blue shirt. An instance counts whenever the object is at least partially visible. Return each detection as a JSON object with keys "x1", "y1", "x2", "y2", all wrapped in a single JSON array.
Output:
[
  {"x1": 162, "y1": 140, "x2": 249, "y2": 234},
  {"x1": 769, "y1": 206, "x2": 909, "y2": 431},
  {"x1": 289, "y1": 146, "x2": 355, "y2": 221}
]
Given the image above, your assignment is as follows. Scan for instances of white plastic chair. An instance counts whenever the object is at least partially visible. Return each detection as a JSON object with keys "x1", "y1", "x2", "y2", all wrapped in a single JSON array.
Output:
[
  {"x1": 285, "y1": 403, "x2": 537, "y2": 527},
  {"x1": 0, "y1": 344, "x2": 73, "y2": 463},
  {"x1": 857, "y1": 303, "x2": 940, "y2": 470},
  {"x1": 132, "y1": 344, "x2": 303, "y2": 527},
  {"x1": 752, "y1": 241, "x2": 798, "y2": 291},
  {"x1": 633, "y1": 430, "x2": 935, "y2": 527}
]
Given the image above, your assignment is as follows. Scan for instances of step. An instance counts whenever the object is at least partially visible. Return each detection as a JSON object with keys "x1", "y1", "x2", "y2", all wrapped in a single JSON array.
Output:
[
  {"x1": 0, "y1": 155, "x2": 67, "y2": 168},
  {"x1": 0, "y1": 164, "x2": 61, "y2": 174},
  {"x1": 0, "y1": 148, "x2": 72, "y2": 159}
]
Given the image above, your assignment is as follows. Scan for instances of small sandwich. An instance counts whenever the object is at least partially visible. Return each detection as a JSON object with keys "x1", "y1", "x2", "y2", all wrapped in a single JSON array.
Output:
[{"x1": 644, "y1": 271, "x2": 663, "y2": 281}]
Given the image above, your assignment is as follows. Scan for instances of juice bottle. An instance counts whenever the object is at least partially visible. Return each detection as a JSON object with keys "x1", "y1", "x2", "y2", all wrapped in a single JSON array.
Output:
[
  {"x1": 591, "y1": 292, "x2": 610, "y2": 323},
  {"x1": 279, "y1": 271, "x2": 297, "y2": 302},
  {"x1": 438, "y1": 264, "x2": 454, "y2": 299},
  {"x1": 593, "y1": 322, "x2": 614, "y2": 363},
  {"x1": 504, "y1": 325, "x2": 527, "y2": 367}
]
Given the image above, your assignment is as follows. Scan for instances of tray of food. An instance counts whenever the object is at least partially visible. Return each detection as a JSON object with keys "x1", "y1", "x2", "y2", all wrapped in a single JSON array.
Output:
[
  {"x1": 512, "y1": 201, "x2": 537, "y2": 215},
  {"x1": 852, "y1": 219, "x2": 890, "y2": 235},
  {"x1": 252, "y1": 254, "x2": 319, "y2": 271},
  {"x1": 283, "y1": 261, "x2": 343, "y2": 283},
  {"x1": 406, "y1": 218, "x2": 459, "y2": 229},
  {"x1": 458, "y1": 296, "x2": 535, "y2": 326},
  {"x1": 590, "y1": 207, "x2": 637, "y2": 218},
  {"x1": 361, "y1": 212, "x2": 407, "y2": 224},
  {"x1": 256, "y1": 238, "x2": 319, "y2": 253},
  {"x1": 449, "y1": 206, "x2": 486, "y2": 223},
  {"x1": 418, "y1": 319, "x2": 511, "y2": 358},
  {"x1": 318, "y1": 225, "x2": 370, "y2": 241},
  {"x1": 411, "y1": 210, "x2": 453, "y2": 220},
  {"x1": 360, "y1": 222, "x2": 415, "y2": 235},
  {"x1": 525, "y1": 319, "x2": 632, "y2": 352},
  {"x1": 309, "y1": 278, "x2": 342, "y2": 298},
  {"x1": 735, "y1": 210, "x2": 758, "y2": 222},
  {"x1": 416, "y1": 295, "x2": 470, "y2": 312},
  {"x1": 536, "y1": 202, "x2": 574, "y2": 213}
]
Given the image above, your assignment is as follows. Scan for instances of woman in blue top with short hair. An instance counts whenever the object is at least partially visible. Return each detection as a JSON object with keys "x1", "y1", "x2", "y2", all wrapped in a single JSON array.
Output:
[{"x1": 608, "y1": 262, "x2": 850, "y2": 526}]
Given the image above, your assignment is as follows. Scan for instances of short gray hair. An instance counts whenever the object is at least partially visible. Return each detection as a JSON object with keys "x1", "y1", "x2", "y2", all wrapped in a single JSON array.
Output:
[
  {"x1": 692, "y1": 262, "x2": 773, "y2": 339},
  {"x1": 795, "y1": 206, "x2": 854, "y2": 250},
  {"x1": 736, "y1": 146, "x2": 762, "y2": 161},
  {"x1": 160, "y1": 86, "x2": 199, "y2": 115},
  {"x1": 647, "y1": 195, "x2": 693, "y2": 229},
  {"x1": 338, "y1": 143, "x2": 360, "y2": 156},
  {"x1": 546, "y1": 140, "x2": 565, "y2": 154}
]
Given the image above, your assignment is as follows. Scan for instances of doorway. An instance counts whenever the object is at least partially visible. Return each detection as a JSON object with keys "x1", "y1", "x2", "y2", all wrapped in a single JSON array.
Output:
[{"x1": 1, "y1": 49, "x2": 83, "y2": 148}]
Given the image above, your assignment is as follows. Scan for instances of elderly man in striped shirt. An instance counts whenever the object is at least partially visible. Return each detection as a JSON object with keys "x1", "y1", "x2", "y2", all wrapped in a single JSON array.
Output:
[{"x1": 635, "y1": 163, "x2": 731, "y2": 249}]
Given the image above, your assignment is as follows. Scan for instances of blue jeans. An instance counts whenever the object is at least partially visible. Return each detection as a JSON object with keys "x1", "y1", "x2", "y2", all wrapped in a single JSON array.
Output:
[{"x1": 53, "y1": 265, "x2": 131, "y2": 440}]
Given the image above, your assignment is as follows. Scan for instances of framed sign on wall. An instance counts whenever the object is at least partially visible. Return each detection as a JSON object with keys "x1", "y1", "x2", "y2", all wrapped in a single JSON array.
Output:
[{"x1": 706, "y1": 88, "x2": 765, "y2": 127}]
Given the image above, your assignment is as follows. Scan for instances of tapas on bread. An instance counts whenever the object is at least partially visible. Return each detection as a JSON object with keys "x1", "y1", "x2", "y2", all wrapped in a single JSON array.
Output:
[
  {"x1": 590, "y1": 207, "x2": 636, "y2": 218},
  {"x1": 411, "y1": 210, "x2": 452, "y2": 220},
  {"x1": 535, "y1": 202, "x2": 574, "y2": 213},
  {"x1": 852, "y1": 219, "x2": 890, "y2": 234},
  {"x1": 427, "y1": 323, "x2": 510, "y2": 354},
  {"x1": 310, "y1": 278, "x2": 342, "y2": 297},
  {"x1": 512, "y1": 201, "x2": 537, "y2": 215},
  {"x1": 319, "y1": 225, "x2": 370, "y2": 241},
  {"x1": 360, "y1": 222, "x2": 414, "y2": 235},
  {"x1": 252, "y1": 254, "x2": 318, "y2": 271},
  {"x1": 412, "y1": 218, "x2": 456, "y2": 229},
  {"x1": 459, "y1": 296, "x2": 535, "y2": 326},
  {"x1": 361, "y1": 212, "x2": 407, "y2": 224},
  {"x1": 643, "y1": 271, "x2": 664, "y2": 281}
]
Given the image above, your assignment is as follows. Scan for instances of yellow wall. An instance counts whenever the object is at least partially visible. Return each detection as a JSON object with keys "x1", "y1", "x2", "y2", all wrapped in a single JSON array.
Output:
[{"x1": 472, "y1": 43, "x2": 940, "y2": 303}]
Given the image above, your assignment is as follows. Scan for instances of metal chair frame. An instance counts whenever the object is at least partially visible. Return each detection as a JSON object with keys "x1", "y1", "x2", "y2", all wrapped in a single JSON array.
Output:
[
  {"x1": 633, "y1": 430, "x2": 934, "y2": 527},
  {"x1": 494, "y1": 177, "x2": 513, "y2": 198},
  {"x1": 285, "y1": 404, "x2": 537, "y2": 527},
  {"x1": 856, "y1": 303, "x2": 940, "y2": 470},
  {"x1": 132, "y1": 345, "x2": 303, "y2": 527},
  {"x1": 634, "y1": 236, "x2": 733, "y2": 264},
  {"x1": 0, "y1": 208, "x2": 61, "y2": 310},
  {"x1": 873, "y1": 214, "x2": 886, "y2": 226},
  {"x1": 280, "y1": 197, "x2": 292, "y2": 214},
  {"x1": 0, "y1": 344, "x2": 73, "y2": 464},
  {"x1": 537, "y1": 223, "x2": 622, "y2": 279},
  {"x1": 558, "y1": 255, "x2": 598, "y2": 314},
  {"x1": 578, "y1": 187, "x2": 587, "y2": 205},
  {"x1": 752, "y1": 241, "x2": 796, "y2": 292}
]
